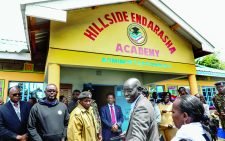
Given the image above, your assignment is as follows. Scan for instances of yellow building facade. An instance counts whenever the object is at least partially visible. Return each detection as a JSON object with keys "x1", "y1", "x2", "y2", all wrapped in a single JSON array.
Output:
[
  {"x1": 46, "y1": 2, "x2": 200, "y2": 96},
  {"x1": 1, "y1": 1, "x2": 215, "y2": 131}
]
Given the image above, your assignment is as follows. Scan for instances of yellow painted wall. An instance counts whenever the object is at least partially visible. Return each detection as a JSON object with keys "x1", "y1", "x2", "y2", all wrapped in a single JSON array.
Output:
[
  {"x1": 0, "y1": 71, "x2": 44, "y2": 102},
  {"x1": 47, "y1": 2, "x2": 198, "y2": 88},
  {"x1": 47, "y1": 48, "x2": 196, "y2": 75},
  {"x1": 50, "y1": 2, "x2": 194, "y2": 64}
]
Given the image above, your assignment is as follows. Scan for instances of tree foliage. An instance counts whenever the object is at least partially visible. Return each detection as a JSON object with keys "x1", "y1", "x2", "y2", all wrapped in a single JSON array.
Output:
[{"x1": 195, "y1": 54, "x2": 225, "y2": 70}]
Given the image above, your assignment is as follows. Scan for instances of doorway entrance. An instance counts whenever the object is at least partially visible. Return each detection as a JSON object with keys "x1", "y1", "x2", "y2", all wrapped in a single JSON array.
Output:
[
  {"x1": 60, "y1": 83, "x2": 72, "y2": 102},
  {"x1": 91, "y1": 85, "x2": 115, "y2": 110},
  {"x1": 84, "y1": 84, "x2": 130, "y2": 131}
]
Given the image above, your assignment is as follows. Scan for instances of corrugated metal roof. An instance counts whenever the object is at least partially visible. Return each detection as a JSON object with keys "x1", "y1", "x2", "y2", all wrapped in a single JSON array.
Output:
[
  {"x1": 196, "y1": 64, "x2": 225, "y2": 78},
  {"x1": 0, "y1": 38, "x2": 28, "y2": 53},
  {"x1": 0, "y1": 0, "x2": 30, "y2": 59}
]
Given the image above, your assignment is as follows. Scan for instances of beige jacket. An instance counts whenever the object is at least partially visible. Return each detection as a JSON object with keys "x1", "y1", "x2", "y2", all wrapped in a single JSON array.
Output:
[{"x1": 67, "y1": 103, "x2": 98, "y2": 141}]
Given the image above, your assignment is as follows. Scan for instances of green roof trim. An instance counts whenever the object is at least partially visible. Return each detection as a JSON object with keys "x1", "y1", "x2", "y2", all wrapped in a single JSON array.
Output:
[{"x1": 196, "y1": 65, "x2": 225, "y2": 78}]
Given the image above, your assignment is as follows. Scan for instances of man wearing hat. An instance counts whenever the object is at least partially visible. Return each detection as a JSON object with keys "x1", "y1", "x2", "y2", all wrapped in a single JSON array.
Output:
[
  {"x1": 213, "y1": 81, "x2": 225, "y2": 130},
  {"x1": 67, "y1": 91, "x2": 102, "y2": 141},
  {"x1": 83, "y1": 84, "x2": 102, "y2": 137}
]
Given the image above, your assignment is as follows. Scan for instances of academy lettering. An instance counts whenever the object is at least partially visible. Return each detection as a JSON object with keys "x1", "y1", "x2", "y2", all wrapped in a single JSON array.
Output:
[
  {"x1": 115, "y1": 43, "x2": 159, "y2": 57},
  {"x1": 84, "y1": 11, "x2": 176, "y2": 54}
]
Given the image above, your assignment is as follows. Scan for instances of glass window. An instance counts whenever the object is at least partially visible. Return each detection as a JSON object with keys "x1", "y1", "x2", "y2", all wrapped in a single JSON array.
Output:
[
  {"x1": 115, "y1": 85, "x2": 131, "y2": 132},
  {"x1": 202, "y1": 86, "x2": 217, "y2": 107},
  {"x1": 8, "y1": 81, "x2": 44, "y2": 102},
  {"x1": 156, "y1": 85, "x2": 164, "y2": 93},
  {"x1": 167, "y1": 85, "x2": 178, "y2": 100},
  {"x1": 203, "y1": 92, "x2": 206, "y2": 96},
  {"x1": 149, "y1": 84, "x2": 156, "y2": 94},
  {"x1": 208, "y1": 92, "x2": 211, "y2": 96}
]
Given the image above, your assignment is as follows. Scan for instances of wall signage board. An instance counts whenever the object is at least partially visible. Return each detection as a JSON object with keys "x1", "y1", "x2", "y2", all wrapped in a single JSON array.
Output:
[{"x1": 50, "y1": 2, "x2": 195, "y2": 65}]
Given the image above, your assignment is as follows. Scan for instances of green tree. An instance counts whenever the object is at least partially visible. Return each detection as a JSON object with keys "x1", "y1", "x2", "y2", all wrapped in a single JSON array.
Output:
[{"x1": 196, "y1": 54, "x2": 225, "y2": 70}]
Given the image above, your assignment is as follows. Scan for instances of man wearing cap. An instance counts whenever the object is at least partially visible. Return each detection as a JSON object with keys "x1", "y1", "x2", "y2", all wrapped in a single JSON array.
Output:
[
  {"x1": 83, "y1": 84, "x2": 102, "y2": 137},
  {"x1": 213, "y1": 81, "x2": 225, "y2": 130},
  {"x1": 67, "y1": 91, "x2": 102, "y2": 141}
]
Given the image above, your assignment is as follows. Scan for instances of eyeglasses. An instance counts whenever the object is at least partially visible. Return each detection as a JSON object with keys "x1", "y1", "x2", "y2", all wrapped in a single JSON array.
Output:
[
  {"x1": 12, "y1": 93, "x2": 21, "y2": 97},
  {"x1": 46, "y1": 90, "x2": 57, "y2": 93}
]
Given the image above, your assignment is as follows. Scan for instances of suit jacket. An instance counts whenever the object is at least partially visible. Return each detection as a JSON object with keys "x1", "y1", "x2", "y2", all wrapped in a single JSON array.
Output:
[
  {"x1": 100, "y1": 104, "x2": 124, "y2": 140},
  {"x1": 126, "y1": 95, "x2": 159, "y2": 141},
  {"x1": 0, "y1": 101, "x2": 31, "y2": 141}
]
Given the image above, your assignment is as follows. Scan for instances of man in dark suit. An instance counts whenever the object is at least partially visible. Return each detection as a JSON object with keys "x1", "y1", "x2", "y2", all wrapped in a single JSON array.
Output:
[
  {"x1": 123, "y1": 78, "x2": 159, "y2": 141},
  {"x1": 100, "y1": 93, "x2": 124, "y2": 141},
  {"x1": 0, "y1": 86, "x2": 31, "y2": 141}
]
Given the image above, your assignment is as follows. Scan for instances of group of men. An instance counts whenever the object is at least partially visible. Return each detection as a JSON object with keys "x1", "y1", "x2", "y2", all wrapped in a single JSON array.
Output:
[
  {"x1": 2, "y1": 78, "x2": 225, "y2": 141},
  {"x1": 0, "y1": 84, "x2": 69, "y2": 141},
  {"x1": 66, "y1": 78, "x2": 159, "y2": 141},
  {"x1": 0, "y1": 78, "x2": 160, "y2": 141}
]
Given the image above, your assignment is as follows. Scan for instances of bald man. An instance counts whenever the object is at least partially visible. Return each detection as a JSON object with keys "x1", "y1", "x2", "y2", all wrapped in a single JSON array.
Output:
[
  {"x1": 0, "y1": 86, "x2": 31, "y2": 141},
  {"x1": 123, "y1": 78, "x2": 159, "y2": 141}
]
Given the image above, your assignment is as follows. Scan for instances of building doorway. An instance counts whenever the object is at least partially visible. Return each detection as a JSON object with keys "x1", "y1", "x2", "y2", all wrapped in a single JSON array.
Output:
[
  {"x1": 60, "y1": 83, "x2": 72, "y2": 102},
  {"x1": 92, "y1": 85, "x2": 115, "y2": 110}
]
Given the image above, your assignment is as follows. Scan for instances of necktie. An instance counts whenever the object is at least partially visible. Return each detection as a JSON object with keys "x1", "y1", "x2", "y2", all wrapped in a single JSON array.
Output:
[
  {"x1": 14, "y1": 103, "x2": 21, "y2": 121},
  {"x1": 110, "y1": 105, "x2": 116, "y2": 124}
]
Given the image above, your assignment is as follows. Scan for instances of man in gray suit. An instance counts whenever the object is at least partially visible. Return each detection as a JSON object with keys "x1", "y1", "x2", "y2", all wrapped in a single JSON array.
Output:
[{"x1": 123, "y1": 78, "x2": 159, "y2": 141}]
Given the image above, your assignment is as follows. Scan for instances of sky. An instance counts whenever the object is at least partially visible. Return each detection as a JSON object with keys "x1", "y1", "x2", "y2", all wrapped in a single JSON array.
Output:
[
  {"x1": 0, "y1": 0, "x2": 26, "y2": 41},
  {"x1": 161, "y1": 0, "x2": 225, "y2": 60},
  {"x1": 0, "y1": 0, "x2": 225, "y2": 59}
]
